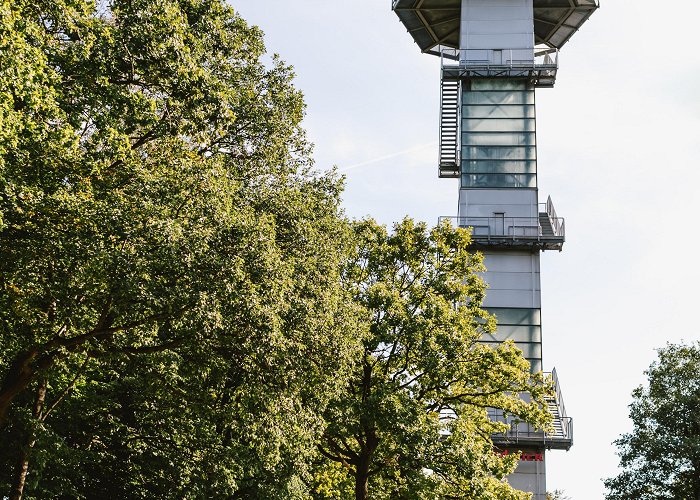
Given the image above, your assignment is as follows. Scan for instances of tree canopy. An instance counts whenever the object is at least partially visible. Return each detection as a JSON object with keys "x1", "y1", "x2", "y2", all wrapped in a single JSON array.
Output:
[
  {"x1": 0, "y1": 0, "x2": 359, "y2": 497},
  {"x1": 1, "y1": 1, "x2": 554, "y2": 498},
  {"x1": 311, "y1": 218, "x2": 552, "y2": 500},
  {"x1": 605, "y1": 341, "x2": 700, "y2": 500}
]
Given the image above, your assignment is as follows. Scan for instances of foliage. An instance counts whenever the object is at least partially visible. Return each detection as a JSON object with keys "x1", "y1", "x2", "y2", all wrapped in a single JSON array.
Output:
[
  {"x1": 0, "y1": 0, "x2": 359, "y2": 497},
  {"x1": 311, "y1": 218, "x2": 552, "y2": 500},
  {"x1": 546, "y1": 490, "x2": 571, "y2": 500},
  {"x1": 604, "y1": 341, "x2": 700, "y2": 500}
]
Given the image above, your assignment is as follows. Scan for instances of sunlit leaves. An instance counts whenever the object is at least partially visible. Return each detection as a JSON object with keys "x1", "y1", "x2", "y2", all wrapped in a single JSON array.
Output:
[{"x1": 315, "y1": 218, "x2": 551, "y2": 499}]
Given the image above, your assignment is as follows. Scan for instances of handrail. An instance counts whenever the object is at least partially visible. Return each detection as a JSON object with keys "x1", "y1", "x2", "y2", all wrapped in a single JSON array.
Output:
[
  {"x1": 550, "y1": 368, "x2": 568, "y2": 420},
  {"x1": 439, "y1": 215, "x2": 565, "y2": 240},
  {"x1": 496, "y1": 417, "x2": 574, "y2": 442},
  {"x1": 489, "y1": 408, "x2": 573, "y2": 443},
  {"x1": 540, "y1": 196, "x2": 565, "y2": 237},
  {"x1": 486, "y1": 370, "x2": 573, "y2": 448},
  {"x1": 440, "y1": 47, "x2": 559, "y2": 69}
]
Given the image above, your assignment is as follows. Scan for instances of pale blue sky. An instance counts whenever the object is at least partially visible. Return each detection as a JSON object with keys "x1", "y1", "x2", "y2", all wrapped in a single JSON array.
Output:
[{"x1": 233, "y1": 1, "x2": 700, "y2": 497}]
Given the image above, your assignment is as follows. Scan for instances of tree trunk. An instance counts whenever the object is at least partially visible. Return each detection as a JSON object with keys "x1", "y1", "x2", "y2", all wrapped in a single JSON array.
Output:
[
  {"x1": 10, "y1": 448, "x2": 31, "y2": 500},
  {"x1": 354, "y1": 357, "x2": 379, "y2": 500},
  {"x1": 355, "y1": 453, "x2": 371, "y2": 500},
  {"x1": 0, "y1": 351, "x2": 42, "y2": 428},
  {"x1": 354, "y1": 430, "x2": 379, "y2": 500},
  {"x1": 9, "y1": 379, "x2": 47, "y2": 500}
]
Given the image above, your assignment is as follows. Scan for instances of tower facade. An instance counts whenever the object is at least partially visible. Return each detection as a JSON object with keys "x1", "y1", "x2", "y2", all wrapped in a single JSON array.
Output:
[{"x1": 392, "y1": 0, "x2": 598, "y2": 497}]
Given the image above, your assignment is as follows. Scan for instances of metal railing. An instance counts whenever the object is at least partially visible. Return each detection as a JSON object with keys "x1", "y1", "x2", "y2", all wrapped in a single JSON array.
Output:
[
  {"x1": 489, "y1": 413, "x2": 574, "y2": 448},
  {"x1": 488, "y1": 370, "x2": 573, "y2": 449},
  {"x1": 439, "y1": 215, "x2": 565, "y2": 241},
  {"x1": 440, "y1": 47, "x2": 559, "y2": 87},
  {"x1": 441, "y1": 48, "x2": 558, "y2": 69},
  {"x1": 548, "y1": 368, "x2": 569, "y2": 424},
  {"x1": 541, "y1": 195, "x2": 564, "y2": 237}
]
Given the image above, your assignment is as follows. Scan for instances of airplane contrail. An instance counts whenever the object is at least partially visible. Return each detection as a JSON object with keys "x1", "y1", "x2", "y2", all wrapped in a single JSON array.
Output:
[{"x1": 338, "y1": 141, "x2": 438, "y2": 172}]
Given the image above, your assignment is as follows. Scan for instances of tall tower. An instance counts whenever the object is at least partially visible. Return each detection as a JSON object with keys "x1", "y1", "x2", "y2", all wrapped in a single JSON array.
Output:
[{"x1": 392, "y1": 1, "x2": 598, "y2": 497}]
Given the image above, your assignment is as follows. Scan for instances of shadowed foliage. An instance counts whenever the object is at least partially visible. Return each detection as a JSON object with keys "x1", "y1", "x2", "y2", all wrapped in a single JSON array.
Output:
[
  {"x1": 0, "y1": 0, "x2": 360, "y2": 497},
  {"x1": 605, "y1": 342, "x2": 700, "y2": 500}
]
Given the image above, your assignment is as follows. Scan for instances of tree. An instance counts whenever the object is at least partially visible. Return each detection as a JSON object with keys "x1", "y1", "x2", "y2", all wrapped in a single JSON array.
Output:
[
  {"x1": 311, "y1": 218, "x2": 552, "y2": 500},
  {"x1": 0, "y1": 0, "x2": 359, "y2": 497},
  {"x1": 605, "y1": 342, "x2": 700, "y2": 500}
]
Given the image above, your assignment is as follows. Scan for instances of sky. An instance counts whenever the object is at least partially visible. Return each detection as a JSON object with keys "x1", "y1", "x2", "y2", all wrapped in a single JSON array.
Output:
[{"x1": 232, "y1": 1, "x2": 700, "y2": 498}]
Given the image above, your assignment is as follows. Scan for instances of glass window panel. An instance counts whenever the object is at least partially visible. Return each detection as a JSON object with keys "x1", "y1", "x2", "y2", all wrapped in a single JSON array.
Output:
[
  {"x1": 470, "y1": 80, "x2": 529, "y2": 91},
  {"x1": 463, "y1": 118, "x2": 535, "y2": 132},
  {"x1": 462, "y1": 91, "x2": 535, "y2": 106},
  {"x1": 514, "y1": 343, "x2": 543, "y2": 359},
  {"x1": 486, "y1": 308, "x2": 541, "y2": 325},
  {"x1": 462, "y1": 131, "x2": 536, "y2": 146},
  {"x1": 462, "y1": 146, "x2": 536, "y2": 161},
  {"x1": 486, "y1": 325, "x2": 542, "y2": 343},
  {"x1": 461, "y1": 173, "x2": 536, "y2": 188},
  {"x1": 529, "y1": 359, "x2": 543, "y2": 373},
  {"x1": 478, "y1": 341, "x2": 541, "y2": 360},
  {"x1": 461, "y1": 160, "x2": 537, "y2": 174},
  {"x1": 464, "y1": 104, "x2": 535, "y2": 119}
]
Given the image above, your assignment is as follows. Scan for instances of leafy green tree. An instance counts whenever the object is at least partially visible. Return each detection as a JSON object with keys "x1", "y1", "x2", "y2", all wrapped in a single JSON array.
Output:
[
  {"x1": 0, "y1": 0, "x2": 359, "y2": 497},
  {"x1": 312, "y1": 218, "x2": 552, "y2": 500},
  {"x1": 605, "y1": 341, "x2": 700, "y2": 500},
  {"x1": 546, "y1": 490, "x2": 571, "y2": 500}
]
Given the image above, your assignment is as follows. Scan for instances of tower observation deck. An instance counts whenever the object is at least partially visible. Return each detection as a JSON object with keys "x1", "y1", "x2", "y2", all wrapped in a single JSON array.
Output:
[
  {"x1": 392, "y1": 0, "x2": 598, "y2": 498},
  {"x1": 392, "y1": 0, "x2": 598, "y2": 55}
]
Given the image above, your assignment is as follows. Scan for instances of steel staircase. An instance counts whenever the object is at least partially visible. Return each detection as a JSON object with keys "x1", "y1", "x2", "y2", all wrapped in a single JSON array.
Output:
[
  {"x1": 544, "y1": 368, "x2": 572, "y2": 448},
  {"x1": 439, "y1": 78, "x2": 460, "y2": 178},
  {"x1": 489, "y1": 369, "x2": 573, "y2": 450},
  {"x1": 546, "y1": 396, "x2": 565, "y2": 437},
  {"x1": 539, "y1": 212, "x2": 555, "y2": 236}
]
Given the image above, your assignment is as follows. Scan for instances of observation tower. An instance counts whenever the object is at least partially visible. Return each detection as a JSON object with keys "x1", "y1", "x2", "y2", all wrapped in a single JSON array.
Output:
[{"x1": 392, "y1": 0, "x2": 598, "y2": 497}]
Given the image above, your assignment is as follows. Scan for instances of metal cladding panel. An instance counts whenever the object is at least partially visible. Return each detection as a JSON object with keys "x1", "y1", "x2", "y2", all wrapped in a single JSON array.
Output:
[
  {"x1": 392, "y1": 0, "x2": 598, "y2": 52},
  {"x1": 460, "y1": 0, "x2": 534, "y2": 54},
  {"x1": 458, "y1": 188, "x2": 538, "y2": 218},
  {"x1": 483, "y1": 289, "x2": 541, "y2": 308},
  {"x1": 482, "y1": 271, "x2": 540, "y2": 290},
  {"x1": 508, "y1": 456, "x2": 547, "y2": 499},
  {"x1": 459, "y1": 203, "x2": 535, "y2": 217},
  {"x1": 483, "y1": 252, "x2": 540, "y2": 272},
  {"x1": 481, "y1": 252, "x2": 541, "y2": 308}
]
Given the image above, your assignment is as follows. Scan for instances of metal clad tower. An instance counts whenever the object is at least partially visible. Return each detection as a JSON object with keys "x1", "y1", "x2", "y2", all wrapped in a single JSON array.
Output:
[{"x1": 392, "y1": 0, "x2": 598, "y2": 497}]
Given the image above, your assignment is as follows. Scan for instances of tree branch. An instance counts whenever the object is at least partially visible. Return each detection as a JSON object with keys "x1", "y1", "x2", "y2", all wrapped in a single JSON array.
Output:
[{"x1": 41, "y1": 355, "x2": 91, "y2": 421}]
